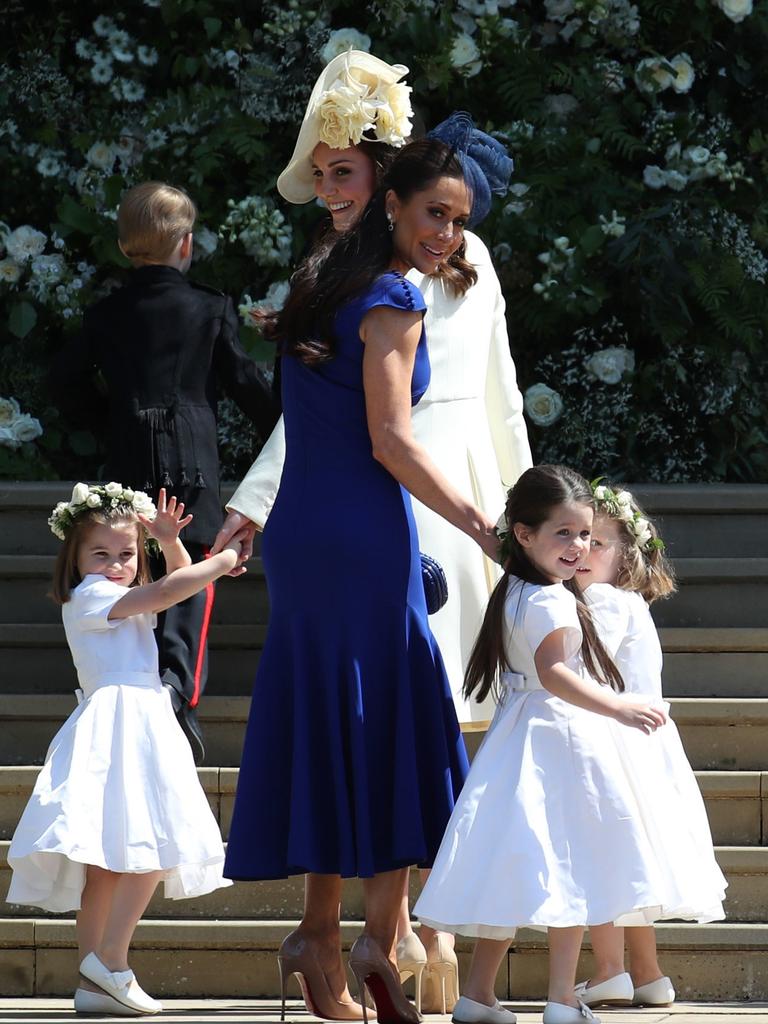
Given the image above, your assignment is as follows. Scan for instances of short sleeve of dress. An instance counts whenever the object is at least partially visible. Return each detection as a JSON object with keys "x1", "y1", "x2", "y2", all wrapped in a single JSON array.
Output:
[
  {"x1": 363, "y1": 273, "x2": 427, "y2": 318},
  {"x1": 70, "y1": 575, "x2": 127, "y2": 631},
  {"x1": 523, "y1": 584, "x2": 582, "y2": 659},
  {"x1": 586, "y1": 583, "x2": 631, "y2": 658}
]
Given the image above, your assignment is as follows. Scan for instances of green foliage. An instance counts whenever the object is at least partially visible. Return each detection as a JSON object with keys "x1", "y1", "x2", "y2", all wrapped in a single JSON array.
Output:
[{"x1": 1, "y1": 0, "x2": 767, "y2": 481}]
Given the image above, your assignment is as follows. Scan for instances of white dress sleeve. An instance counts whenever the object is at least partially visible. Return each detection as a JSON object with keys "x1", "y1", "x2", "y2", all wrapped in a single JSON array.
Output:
[
  {"x1": 482, "y1": 249, "x2": 533, "y2": 488},
  {"x1": 585, "y1": 583, "x2": 632, "y2": 658},
  {"x1": 226, "y1": 416, "x2": 286, "y2": 529},
  {"x1": 522, "y1": 584, "x2": 582, "y2": 660},
  {"x1": 70, "y1": 576, "x2": 128, "y2": 631}
]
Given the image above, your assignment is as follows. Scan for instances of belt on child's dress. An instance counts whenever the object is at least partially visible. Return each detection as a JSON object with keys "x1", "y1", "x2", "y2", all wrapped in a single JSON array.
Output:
[
  {"x1": 500, "y1": 671, "x2": 542, "y2": 693},
  {"x1": 78, "y1": 672, "x2": 163, "y2": 701}
]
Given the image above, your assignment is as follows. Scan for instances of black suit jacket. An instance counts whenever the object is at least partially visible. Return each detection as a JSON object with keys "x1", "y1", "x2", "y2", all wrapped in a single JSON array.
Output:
[{"x1": 51, "y1": 265, "x2": 280, "y2": 545}]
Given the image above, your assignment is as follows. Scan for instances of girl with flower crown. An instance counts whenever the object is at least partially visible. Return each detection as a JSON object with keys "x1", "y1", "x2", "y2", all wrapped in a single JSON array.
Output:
[
  {"x1": 6, "y1": 485, "x2": 247, "y2": 1017},
  {"x1": 212, "y1": 50, "x2": 531, "y2": 1017},
  {"x1": 570, "y1": 483, "x2": 726, "y2": 1011}
]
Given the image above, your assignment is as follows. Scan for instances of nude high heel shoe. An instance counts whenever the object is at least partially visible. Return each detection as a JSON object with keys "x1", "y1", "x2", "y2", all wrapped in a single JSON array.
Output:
[
  {"x1": 422, "y1": 933, "x2": 460, "y2": 1014},
  {"x1": 277, "y1": 931, "x2": 365, "y2": 1022},
  {"x1": 396, "y1": 932, "x2": 427, "y2": 1013},
  {"x1": 349, "y1": 933, "x2": 422, "y2": 1024}
]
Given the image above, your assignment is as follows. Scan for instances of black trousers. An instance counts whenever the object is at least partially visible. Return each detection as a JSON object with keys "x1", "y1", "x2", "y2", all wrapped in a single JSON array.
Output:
[{"x1": 150, "y1": 542, "x2": 216, "y2": 709}]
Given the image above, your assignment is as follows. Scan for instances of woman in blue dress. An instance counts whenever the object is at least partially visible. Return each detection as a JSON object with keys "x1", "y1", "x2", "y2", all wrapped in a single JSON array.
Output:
[{"x1": 224, "y1": 131, "x2": 501, "y2": 1024}]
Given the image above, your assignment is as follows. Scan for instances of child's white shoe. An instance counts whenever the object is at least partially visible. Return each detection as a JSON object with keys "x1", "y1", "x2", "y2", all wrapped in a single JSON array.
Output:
[
  {"x1": 632, "y1": 976, "x2": 676, "y2": 1006},
  {"x1": 573, "y1": 971, "x2": 633, "y2": 1006},
  {"x1": 74, "y1": 986, "x2": 142, "y2": 1016},
  {"x1": 452, "y1": 995, "x2": 517, "y2": 1023},
  {"x1": 79, "y1": 953, "x2": 161, "y2": 1014},
  {"x1": 543, "y1": 1000, "x2": 600, "y2": 1024}
]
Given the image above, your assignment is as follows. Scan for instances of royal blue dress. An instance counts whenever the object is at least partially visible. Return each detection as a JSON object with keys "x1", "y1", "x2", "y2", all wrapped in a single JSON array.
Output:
[{"x1": 224, "y1": 272, "x2": 469, "y2": 880}]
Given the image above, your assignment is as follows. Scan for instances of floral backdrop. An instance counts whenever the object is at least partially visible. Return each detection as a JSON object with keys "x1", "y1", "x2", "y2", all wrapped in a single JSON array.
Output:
[{"x1": 1, "y1": 0, "x2": 767, "y2": 483}]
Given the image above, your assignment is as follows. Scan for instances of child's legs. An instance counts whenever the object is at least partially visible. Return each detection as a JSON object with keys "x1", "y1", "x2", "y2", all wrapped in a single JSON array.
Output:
[
  {"x1": 626, "y1": 926, "x2": 664, "y2": 987},
  {"x1": 586, "y1": 922, "x2": 625, "y2": 983},
  {"x1": 462, "y1": 937, "x2": 511, "y2": 1006},
  {"x1": 77, "y1": 866, "x2": 120, "y2": 961},
  {"x1": 548, "y1": 927, "x2": 585, "y2": 1007},
  {"x1": 98, "y1": 870, "x2": 163, "y2": 972}
]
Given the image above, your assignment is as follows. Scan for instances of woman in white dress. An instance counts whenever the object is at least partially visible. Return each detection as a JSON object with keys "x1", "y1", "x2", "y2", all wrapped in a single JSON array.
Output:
[
  {"x1": 213, "y1": 52, "x2": 530, "y2": 1017},
  {"x1": 7, "y1": 485, "x2": 244, "y2": 1017}
]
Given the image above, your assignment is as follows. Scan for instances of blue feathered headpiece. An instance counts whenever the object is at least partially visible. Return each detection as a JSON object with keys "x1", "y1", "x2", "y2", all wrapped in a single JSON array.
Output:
[{"x1": 427, "y1": 111, "x2": 513, "y2": 228}]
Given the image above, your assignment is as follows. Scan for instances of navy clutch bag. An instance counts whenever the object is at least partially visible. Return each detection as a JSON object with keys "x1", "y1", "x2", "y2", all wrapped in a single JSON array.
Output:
[{"x1": 420, "y1": 553, "x2": 448, "y2": 615}]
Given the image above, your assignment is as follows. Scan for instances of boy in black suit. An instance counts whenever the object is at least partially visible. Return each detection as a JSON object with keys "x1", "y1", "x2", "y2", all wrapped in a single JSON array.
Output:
[{"x1": 52, "y1": 182, "x2": 279, "y2": 761}]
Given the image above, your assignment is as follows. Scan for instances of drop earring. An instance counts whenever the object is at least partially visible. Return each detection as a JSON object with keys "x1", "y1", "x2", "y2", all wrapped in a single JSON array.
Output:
[{"x1": 386, "y1": 213, "x2": 395, "y2": 233}]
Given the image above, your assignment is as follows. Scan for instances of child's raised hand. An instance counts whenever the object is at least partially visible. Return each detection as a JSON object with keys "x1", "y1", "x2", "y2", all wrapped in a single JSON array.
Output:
[
  {"x1": 613, "y1": 700, "x2": 667, "y2": 734},
  {"x1": 140, "y1": 488, "x2": 193, "y2": 546}
]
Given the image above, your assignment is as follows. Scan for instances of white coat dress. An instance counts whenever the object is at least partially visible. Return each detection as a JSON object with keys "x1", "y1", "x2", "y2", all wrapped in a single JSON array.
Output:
[{"x1": 228, "y1": 232, "x2": 532, "y2": 722}]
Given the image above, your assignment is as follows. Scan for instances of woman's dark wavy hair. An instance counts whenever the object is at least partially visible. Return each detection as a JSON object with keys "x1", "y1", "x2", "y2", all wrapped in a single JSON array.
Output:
[
  {"x1": 260, "y1": 137, "x2": 478, "y2": 365},
  {"x1": 463, "y1": 464, "x2": 625, "y2": 705}
]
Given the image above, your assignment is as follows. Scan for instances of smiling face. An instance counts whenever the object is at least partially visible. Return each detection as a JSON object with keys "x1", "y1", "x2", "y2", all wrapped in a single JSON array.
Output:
[
  {"x1": 575, "y1": 513, "x2": 626, "y2": 590},
  {"x1": 514, "y1": 501, "x2": 593, "y2": 583},
  {"x1": 312, "y1": 142, "x2": 378, "y2": 232},
  {"x1": 76, "y1": 520, "x2": 140, "y2": 588},
  {"x1": 386, "y1": 175, "x2": 471, "y2": 275}
]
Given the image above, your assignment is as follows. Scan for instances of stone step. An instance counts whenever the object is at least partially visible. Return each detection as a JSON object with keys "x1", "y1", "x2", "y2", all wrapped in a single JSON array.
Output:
[
  {"x1": 2, "y1": 918, "x2": 767, "y2": 1000},
  {"x1": 1, "y1": 624, "x2": 764, "y2": 697},
  {"x1": 4, "y1": 482, "x2": 767, "y2": 558},
  {"x1": 2, "y1": 695, "x2": 767, "y2": 771},
  {"x1": 0, "y1": 766, "x2": 764, "y2": 846},
  {"x1": 1, "y1": 843, "x2": 763, "y2": 923}
]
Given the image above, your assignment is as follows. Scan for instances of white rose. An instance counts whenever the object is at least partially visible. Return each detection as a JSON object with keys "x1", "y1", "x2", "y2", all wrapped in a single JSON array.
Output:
[
  {"x1": 450, "y1": 32, "x2": 481, "y2": 70},
  {"x1": 11, "y1": 414, "x2": 42, "y2": 444},
  {"x1": 634, "y1": 57, "x2": 673, "y2": 94},
  {"x1": 670, "y1": 53, "x2": 695, "y2": 94},
  {"x1": 585, "y1": 347, "x2": 634, "y2": 385},
  {"x1": 86, "y1": 493, "x2": 102, "y2": 508},
  {"x1": 104, "y1": 481, "x2": 123, "y2": 497},
  {"x1": 320, "y1": 28, "x2": 372, "y2": 65},
  {"x1": 122, "y1": 488, "x2": 135, "y2": 502},
  {"x1": 316, "y1": 83, "x2": 377, "y2": 148},
  {"x1": 524, "y1": 383, "x2": 564, "y2": 427},
  {"x1": 0, "y1": 424, "x2": 20, "y2": 449},
  {"x1": 715, "y1": 0, "x2": 752, "y2": 22},
  {"x1": 643, "y1": 165, "x2": 667, "y2": 190},
  {"x1": 0, "y1": 397, "x2": 21, "y2": 425},
  {"x1": 684, "y1": 145, "x2": 710, "y2": 165},
  {"x1": 665, "y1": 170, "x2": 688, "y2": 191},
  {"x1": 616, "y1": 491, "x2": 634, "y2": 508},
  {"x1": 0, "y1": 257, "x2": 22, "y2": 283},
  {"x1": 5, "y1": 225, "x2": 47, "y2": 263},
  {"x1": 86, "y1": 140, "x2": 116, "y2": 170},
  {"x1": 71, "y1": 482, "x2": 91, "y2": 505},
  {"x1": 593, "y1": 485, "x2": 608, "y2": 500},
  {"x1": 132, "y1": 490, "x2": 156, "y2": 517}
]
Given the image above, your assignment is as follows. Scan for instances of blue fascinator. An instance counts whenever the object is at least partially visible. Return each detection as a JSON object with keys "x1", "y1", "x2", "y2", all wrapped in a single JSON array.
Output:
[{"x1": 427, "y1": 111, "x2": 513, "y2": 228}]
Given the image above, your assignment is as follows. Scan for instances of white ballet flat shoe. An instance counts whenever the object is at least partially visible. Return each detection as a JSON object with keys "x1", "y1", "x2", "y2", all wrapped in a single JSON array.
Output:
[
  {"x1": 543, "y1": 1000, "x2": 600, "y2": 1024},
  {"x1": 74, "y1": 987, "x2": 143, "y2": 1016},
  {"x1": 632, "y1": 975, "x2": 676, "y2": 1006},
  {"x1": 573, "y1": 971, "x2": 633, "y2": 1007},
  {"x1": 79, "y1": 953, "x2": 161, "y2": 1014},
  {"x1": 452, "y1": 994, "x2": 517, "y2": 1023}
]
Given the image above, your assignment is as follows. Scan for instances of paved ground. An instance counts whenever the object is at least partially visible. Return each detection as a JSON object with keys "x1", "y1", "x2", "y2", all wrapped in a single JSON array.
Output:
[{"x1": 1, "y1": 1002, "x2": 768, "y2": 1024}]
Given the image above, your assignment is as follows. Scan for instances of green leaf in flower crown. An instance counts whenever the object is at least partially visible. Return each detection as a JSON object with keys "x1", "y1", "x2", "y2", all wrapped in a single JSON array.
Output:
[{"x1": 8, "y1": 301, "x2": 37, "y2": 339}]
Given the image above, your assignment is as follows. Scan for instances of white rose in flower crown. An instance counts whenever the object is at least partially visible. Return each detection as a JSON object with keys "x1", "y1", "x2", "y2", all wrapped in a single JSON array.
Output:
[
  {"x1": 715, "y1": 0, "x2": 752, "y2": 22},
  {"x1": 86, "y1": 493, "x2": 102, "y2": 508},
  {"x1": 71, "y1": 482, "x2": 91, "y2": 505},
  {"x1": 104, "y1": 481, "x2": 123, "y2": 497},
  {"x1": 320, "y1": 28, "x2": 372, "y2": 65},
  {"x1": 524, "y1": 383, "x2": 564, "y2": 427},
  {"x1": 585, "y1": 347, "x2": 634, "y2": 385},
  {"x1": 593, "y1": 485, "x2": 608, "y2": 500},
  {"x1": 0, "y1": 397, "x2": 21, "y2": 426},
  {"x1": 616, "y1": 490, "x2": 634, "y2": 508},
  {"x1": 122, "y1": 487, "x2": 135, "y2": 502},
  {"x1": 131, "y1": 491, "x2": 156, "y2": 517}
]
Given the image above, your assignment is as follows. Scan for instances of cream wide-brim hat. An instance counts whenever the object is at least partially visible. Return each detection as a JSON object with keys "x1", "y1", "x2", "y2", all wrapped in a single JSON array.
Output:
[{"x1": 277, "y1": 50, "x2": 411, "y2": 205}]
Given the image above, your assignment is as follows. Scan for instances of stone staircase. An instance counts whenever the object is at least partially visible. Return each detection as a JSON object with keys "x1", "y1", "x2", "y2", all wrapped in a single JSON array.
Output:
[{"x1": 1, "y1": 482, "x2": 767, "y2": 1002}]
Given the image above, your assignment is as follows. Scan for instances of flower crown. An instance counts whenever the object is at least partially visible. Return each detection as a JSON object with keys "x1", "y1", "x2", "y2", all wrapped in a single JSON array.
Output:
[
  {"x1": 48, "y1": 482, "x2": 156, "y2": 541},
  {"x1": 315, "y1": 57, "x2": 413, "y2": 150},
  {"x1": 590, "y1": 479, "x2": 665, "y2": 554}
]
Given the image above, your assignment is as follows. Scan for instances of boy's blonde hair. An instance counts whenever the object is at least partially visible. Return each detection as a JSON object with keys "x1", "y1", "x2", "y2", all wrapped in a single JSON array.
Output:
[{"x1": 118, "y1": 181, "x2": 197, "y2": 264}]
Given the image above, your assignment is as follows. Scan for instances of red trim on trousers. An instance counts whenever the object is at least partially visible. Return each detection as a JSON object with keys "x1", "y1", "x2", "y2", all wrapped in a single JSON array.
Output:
[{"x1": 191, "y1": 548, "x2": 215, "y2": 708}]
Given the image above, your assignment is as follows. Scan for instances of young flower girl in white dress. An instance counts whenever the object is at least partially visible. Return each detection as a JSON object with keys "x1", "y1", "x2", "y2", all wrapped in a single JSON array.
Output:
[
  {"x1": 414, "y1": 465, "x2": 702, "y2": 1024},
  {"x1": 571, "y1": 483, "x2": 726, "y2": 1010},
  {"x1": 7, "y1": 484, "x2": 245, "y2": 1017}
]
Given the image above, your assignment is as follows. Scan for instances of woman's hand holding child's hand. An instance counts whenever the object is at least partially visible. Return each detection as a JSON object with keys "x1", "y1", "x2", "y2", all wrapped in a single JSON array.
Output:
[
  {"x1": 612, "y1": 700, "x2": 667, "y2": 734},
  {"x1": 139, "y1": 488, "x2": 193, "y2": 546}
]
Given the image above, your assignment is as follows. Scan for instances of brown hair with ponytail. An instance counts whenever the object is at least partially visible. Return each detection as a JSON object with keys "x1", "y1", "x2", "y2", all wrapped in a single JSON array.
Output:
[{"x1": 463, "y1": 464, "x2": 624, "y2": 705}]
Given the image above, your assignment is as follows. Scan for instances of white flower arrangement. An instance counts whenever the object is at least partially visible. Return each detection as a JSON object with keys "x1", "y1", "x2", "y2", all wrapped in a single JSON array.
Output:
[
  {"x1": 590, "y1": 480, "x2": 663, "y2": 554},
  {"x1": 0, "y1": 396, "x2": 43, "y2": 450},
  {"x1": 47, "y1": 482, "x2": 157, "y2": 541},
  {"x1": 219, "y1": 196, "x2": 293, "y2": 266}
]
